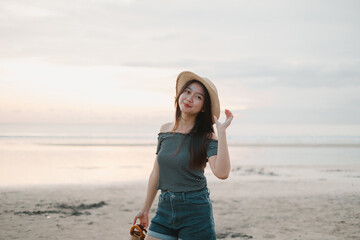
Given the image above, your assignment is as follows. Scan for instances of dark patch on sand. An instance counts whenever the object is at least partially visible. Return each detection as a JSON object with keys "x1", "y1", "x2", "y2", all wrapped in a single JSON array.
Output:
[
  {"x1": 14, "y1": 210, "x2": 67, "y2": 215},
  {"x1": 6, "y1": 201, "x2": 107, "y2": 217},
  {"x1": 346, "y1": 175, "x2": 360, "y2": 178},
  {"x1": 56, "y1": 201, "x2": 107, "y2": 210},
  {"x1": 217, "y1": 231, "x2": 253, "y2": 239},
  {"x1": 325, "y1": 169, "x2": 353, "y2": 172},
  {"x1": 232, "y1": 167, "x2": 279, "y2": 177}
]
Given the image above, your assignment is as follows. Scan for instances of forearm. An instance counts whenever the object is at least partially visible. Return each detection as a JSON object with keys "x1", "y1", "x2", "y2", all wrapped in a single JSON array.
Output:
[
  {"x1": 141, "y1": 170, "x2": 158, "y2": 213},
  {"x1": 215, "y1": 128, "x2": 231, "y2": 178}
]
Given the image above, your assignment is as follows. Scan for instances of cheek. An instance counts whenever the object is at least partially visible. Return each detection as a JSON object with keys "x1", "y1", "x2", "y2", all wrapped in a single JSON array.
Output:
[
  {"x1": 178, "y1": 94, "x2": 189, "y2": 106},
  {"x1": 179, "y1": 94, "x2": 186, "y2": 102},
  {"x1": 195, "y1": 99, "x2": 204, "y2": 108}
]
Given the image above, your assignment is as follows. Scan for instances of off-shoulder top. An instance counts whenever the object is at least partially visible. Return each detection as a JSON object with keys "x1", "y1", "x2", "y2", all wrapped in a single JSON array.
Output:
[{"x1": 156, "y1": 132, "x2": 218, "y2": 192}]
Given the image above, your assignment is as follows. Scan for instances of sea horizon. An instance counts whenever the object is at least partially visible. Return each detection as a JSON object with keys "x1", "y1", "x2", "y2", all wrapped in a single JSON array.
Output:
[{"x1": 1, "y1": 123, "x2": 360, "y2": 147}]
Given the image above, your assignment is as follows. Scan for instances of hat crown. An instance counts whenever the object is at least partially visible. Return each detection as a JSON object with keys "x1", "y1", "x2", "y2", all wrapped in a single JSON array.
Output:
[{"x1": 201, "y1": 77, "x2": 218, "y2": 94}]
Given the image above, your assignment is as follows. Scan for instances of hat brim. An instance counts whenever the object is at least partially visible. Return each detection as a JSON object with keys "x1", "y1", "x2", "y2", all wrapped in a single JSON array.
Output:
[{"x1": 176, "y1": 71, "x2": 220, "y2": 122}]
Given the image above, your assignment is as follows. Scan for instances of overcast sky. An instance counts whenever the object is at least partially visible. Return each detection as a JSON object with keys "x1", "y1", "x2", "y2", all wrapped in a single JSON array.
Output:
[{"x1": 0, "y1": 0, "x2": 359, "y2": 135}]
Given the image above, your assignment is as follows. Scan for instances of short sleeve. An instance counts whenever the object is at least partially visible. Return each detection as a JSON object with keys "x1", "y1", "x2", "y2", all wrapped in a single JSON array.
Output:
[{"x1": 207, "y1": 139, "x2": 218, "y2": 158}]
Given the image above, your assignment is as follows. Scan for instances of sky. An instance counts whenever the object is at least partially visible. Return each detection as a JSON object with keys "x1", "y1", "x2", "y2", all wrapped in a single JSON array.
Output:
[{"x1": 0, "y1": 0, "x2": 359, "y2": 136}]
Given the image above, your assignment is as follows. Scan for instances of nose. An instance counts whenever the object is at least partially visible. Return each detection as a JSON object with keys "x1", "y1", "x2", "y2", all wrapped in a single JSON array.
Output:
[
  {"x1": 186, "y1": 95, "x2": 193, "y2": 103},
  {"x1": 186, "y1": 96, "x2": 193, "y2": 102}
]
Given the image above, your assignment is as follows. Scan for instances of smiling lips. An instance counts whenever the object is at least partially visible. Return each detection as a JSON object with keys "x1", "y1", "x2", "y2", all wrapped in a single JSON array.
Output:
[{"x1": 184, "y1": 103, "x2": 191, "y2": 108}]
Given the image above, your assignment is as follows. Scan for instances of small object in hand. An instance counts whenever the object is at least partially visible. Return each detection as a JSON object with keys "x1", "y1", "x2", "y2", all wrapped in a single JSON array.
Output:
[{"x1": 130, "y1": 224, "x2": 147, "y2": 240}]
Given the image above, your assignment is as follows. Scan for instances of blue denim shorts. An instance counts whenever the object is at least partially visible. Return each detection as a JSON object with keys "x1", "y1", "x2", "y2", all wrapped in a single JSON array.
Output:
[{"x1": 147, "y1": 187, "x2": 216, "y2": 240}]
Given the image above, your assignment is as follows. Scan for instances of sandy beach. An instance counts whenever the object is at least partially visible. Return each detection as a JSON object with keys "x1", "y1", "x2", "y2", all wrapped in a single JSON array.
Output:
[
  {"x1": 1, "y1": 133, "x2": 360, "y2": 239},
  {"x1": 1, "y1": 166, "x2": 359, "y2": 240}
]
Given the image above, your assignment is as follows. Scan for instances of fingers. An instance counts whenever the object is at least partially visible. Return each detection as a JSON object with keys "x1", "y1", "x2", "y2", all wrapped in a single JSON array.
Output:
[
  {"x1": 133, "y1": 218, "x2": 147, "y2": 228},
  {"x1": 139, "y1": 220, "x2": 148, "y2": 229},
  {"x1": 223, "y1": 109, "x2": 233, "y2": 127},
  {"x1": 214, "y1": 109, "x2": 235, "y2": 128},
  {"x1": 225, "y1": 109, "x2": 233, "y2": 118},
  {"x1": 133, "y1": 214, "x2": 149, "y2": 229},
  {"x1": 133, "y1": 211, "x2": 143, "y2": 225},
  {"x1": 225, "y1": 109, "x2": 233, "y2": 120}
]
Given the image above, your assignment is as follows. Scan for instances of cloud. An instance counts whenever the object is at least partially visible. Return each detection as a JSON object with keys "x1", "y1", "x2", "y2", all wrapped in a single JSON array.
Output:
[
  {"x1": 120, "y1": 57, "x2": 360, "y2": 89},
  {"x1": 1, "y1": 0, "x2": 359, "y2": 125},
  {"x1": 209, "y1": 59, "x2": 360, "y2": 88},
  {"x1": 1, "y1": 0, "x2": 359, "y2": 67}
]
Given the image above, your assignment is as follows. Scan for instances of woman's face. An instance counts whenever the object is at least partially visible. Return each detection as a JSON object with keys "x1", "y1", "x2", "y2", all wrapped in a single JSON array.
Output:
[{"x1": 178, "y1": 82, "x2": 205, "y2": 116}]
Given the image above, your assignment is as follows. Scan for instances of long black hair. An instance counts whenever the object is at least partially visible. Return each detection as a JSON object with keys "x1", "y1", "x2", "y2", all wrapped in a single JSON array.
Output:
[{"x1": 171, "y1": 80, "x2": 215, "y2": 170}]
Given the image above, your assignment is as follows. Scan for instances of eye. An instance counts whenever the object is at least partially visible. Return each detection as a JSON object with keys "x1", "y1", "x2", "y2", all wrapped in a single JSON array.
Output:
[{"x1": 196, "y1": 95, "x2": 202, "y2": 100}]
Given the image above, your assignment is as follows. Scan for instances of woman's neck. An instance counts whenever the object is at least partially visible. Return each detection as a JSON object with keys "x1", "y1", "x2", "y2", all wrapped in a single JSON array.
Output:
[{"x1": 175, "y1": 114, "x2": 196, "y2": 133}]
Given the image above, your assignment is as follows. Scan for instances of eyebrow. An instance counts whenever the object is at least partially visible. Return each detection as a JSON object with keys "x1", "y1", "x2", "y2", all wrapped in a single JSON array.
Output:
[{"x1": 186, "y1": 87, "x2": 204, "y2": 96}]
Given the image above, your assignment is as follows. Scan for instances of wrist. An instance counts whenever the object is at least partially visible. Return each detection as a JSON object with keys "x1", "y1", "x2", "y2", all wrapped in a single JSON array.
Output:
[
  {"x1": 140, "y1": 208, "x2": 150, "y2": 214},
  {"x1": 216, "y1": 126, "x2": 226, "y2": 135}
]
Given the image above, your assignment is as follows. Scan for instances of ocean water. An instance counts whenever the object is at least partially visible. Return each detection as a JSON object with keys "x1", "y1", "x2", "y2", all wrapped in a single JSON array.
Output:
[{"x1": 1, "y1": 124, "x2": 360, "y2": 187}]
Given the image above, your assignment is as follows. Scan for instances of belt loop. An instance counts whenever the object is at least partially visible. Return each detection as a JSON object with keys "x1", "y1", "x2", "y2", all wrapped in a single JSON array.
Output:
[
  {"x1": 163, "y1": 190, "x2": 168, "y2": 199},
  {"x1": 182, "y1": 192, "x2": 186, "y2": 201}
]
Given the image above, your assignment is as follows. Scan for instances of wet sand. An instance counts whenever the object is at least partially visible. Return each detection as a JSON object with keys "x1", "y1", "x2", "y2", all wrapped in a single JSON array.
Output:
[{"x1": 1, "y1": 168, "x2": 360, "y2": 240}]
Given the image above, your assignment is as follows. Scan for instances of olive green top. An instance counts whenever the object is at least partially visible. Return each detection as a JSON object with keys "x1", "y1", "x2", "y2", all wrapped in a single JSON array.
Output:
[{"x1": 156, "y1": 132, "x2": 218, "y2": 192}]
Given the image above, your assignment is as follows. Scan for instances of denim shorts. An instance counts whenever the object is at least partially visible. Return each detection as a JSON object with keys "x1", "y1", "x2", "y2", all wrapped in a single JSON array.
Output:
[{"x1": 147, "y1": 187, "x2": 216, "y2": 240}]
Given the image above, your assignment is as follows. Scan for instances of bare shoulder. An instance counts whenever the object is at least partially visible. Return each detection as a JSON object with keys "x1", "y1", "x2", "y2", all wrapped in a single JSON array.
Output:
[
  {"x1": 159, "y1": 122, "x2": 174, "y2": 133},
  {"x1": 210, "y1": 132, "x2": 218, "y2": 140}
]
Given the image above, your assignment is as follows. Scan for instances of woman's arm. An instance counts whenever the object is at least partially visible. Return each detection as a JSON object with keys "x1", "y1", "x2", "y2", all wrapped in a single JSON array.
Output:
[
  {"x1": 133, "y1": 123, "x2": 169, "y2": 227},
  {"x1": 133, "y1": 157, "x2": 159, "y2": 228},
  {"x1": 208, "y1": 109, "x2": 234, "y2": 180}
]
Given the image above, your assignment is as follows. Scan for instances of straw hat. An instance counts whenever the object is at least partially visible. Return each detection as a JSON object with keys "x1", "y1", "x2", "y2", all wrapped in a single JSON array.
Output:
[{"x1": 176, "y1": 71, "x2": 220, "y2": 121}]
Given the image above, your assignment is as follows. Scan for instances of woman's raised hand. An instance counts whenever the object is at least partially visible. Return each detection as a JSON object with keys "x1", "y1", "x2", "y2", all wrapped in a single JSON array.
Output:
[{"x1": 213, "y1": 109, "x2": 234, "y2": 131}]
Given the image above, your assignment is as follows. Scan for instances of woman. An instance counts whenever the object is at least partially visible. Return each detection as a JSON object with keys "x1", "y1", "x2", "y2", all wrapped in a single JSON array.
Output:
[{"x1": 133, "y1": 71, "x2": 233, "y2": 240}]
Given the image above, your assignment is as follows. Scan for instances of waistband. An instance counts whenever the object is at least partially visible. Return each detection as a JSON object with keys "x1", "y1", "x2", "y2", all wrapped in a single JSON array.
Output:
[{"x1": 160, "y1": 187, "x2": 209, "y2": 199}]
